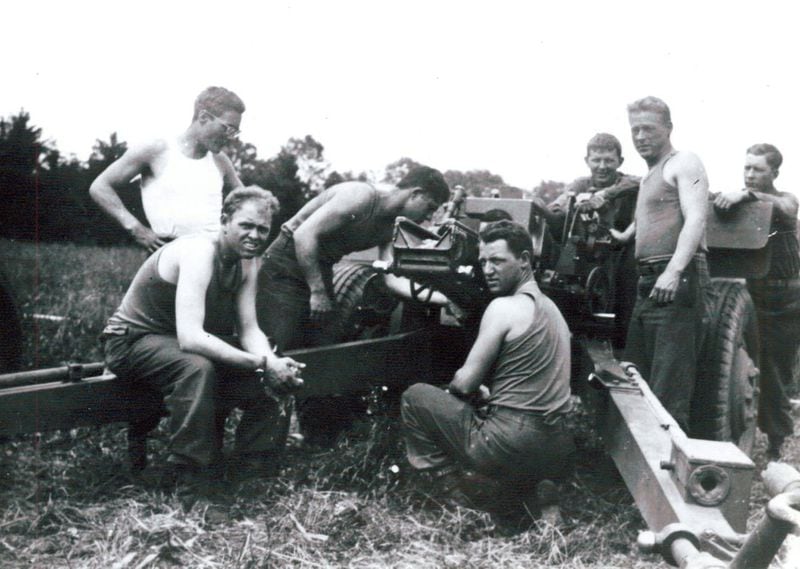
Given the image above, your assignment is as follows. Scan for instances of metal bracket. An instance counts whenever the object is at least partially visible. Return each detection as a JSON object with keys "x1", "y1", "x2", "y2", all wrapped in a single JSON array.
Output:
[
  {"x1": 585, "y1": 340, "x2": 641, "y2": 392},
  {"x1": 66, "y1": 363, "x2": 86, "y2": 382}
]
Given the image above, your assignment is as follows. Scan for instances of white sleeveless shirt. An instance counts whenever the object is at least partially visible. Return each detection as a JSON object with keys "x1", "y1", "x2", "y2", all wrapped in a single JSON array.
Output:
[{"x1": 141, "y1": 138, "x2": 223, "y2": 238}]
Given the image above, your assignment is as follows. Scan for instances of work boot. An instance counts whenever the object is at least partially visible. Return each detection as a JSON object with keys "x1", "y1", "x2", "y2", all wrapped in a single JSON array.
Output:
[
  {"x1": 170, "y1": 462, "x2": 228, "y2": 509},
  {"x1": 518, "y1": 479, "x2": 561, "y2": 518},
  {"x1": 534, "y1": 479, "x2": 562, "y2": 525},
  {"x1": 459, "y1": 469, "x2": 505, "y2": 509},
  {"x1": 410, "y1": 464, "x2": 473, "y2": 508}
]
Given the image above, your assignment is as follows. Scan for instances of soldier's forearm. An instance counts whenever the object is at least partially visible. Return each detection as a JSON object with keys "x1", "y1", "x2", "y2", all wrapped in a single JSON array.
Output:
[{"x1": 90, "y1": 182, "x2": 144, "y2": 233}]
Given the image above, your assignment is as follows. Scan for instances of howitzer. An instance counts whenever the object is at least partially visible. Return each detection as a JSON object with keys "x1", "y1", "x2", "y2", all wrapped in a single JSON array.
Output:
[{"x1": 0, "y1": 192, "x2": 794, "y2": 566}]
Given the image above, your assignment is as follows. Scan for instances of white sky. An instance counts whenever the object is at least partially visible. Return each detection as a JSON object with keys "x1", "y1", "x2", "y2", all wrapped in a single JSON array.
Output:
[{"x1": 3, "y1": 0, "x2": 799, "y2": 194}]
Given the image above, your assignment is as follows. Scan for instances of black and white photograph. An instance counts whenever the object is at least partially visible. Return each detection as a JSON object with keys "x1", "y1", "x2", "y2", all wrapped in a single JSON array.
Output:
[{"x1": 1, "y1": 1, "x2": 800, "y2": 567}]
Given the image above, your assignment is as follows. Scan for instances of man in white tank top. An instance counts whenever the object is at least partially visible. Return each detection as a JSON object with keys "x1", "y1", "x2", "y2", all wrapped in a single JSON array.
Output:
[{"x1": 90, "y1": 86, "x2": 245, "y2": 251}]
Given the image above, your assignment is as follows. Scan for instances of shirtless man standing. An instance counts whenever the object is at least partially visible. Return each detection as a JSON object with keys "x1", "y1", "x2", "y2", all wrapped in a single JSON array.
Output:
[
  {"x1": 623, "y1": 96, "x2": 711, "y2": 431},
  {"x1": 90, "y1": 86, "x2": 245, "y2": 251}
]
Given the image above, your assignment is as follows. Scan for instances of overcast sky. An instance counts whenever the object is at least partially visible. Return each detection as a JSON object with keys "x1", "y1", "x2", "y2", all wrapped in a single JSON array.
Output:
[{"x1": 3, "y1": 0, "x2": 799, "y2": 195}]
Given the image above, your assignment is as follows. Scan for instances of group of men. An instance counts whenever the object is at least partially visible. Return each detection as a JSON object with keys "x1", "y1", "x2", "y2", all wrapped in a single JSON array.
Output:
[
  {"x1": 93, "y1": 87, "x2": 799, "y2": 511},
  {"x1": 93, "y1": 87, "x2": 453, "y2": 493}
]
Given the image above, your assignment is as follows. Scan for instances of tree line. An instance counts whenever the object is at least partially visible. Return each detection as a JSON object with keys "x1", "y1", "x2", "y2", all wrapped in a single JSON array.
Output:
[{"x1": 0, "y1": 111, "x2": 563, "y2": 246}]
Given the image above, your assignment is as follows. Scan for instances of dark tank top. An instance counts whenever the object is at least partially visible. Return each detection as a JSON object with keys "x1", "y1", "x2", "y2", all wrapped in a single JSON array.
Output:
[
  {"x1": 486, "y1": 281, "x2": 572, "y2": 416},
  {"x1": 635, "y1": 152, "x2": 707, "y2": 261},
  {"x1": 108, "y1": 239, "x2": 242, "y2": 336},
  {"x1": 761, "y1": 191, "x2": 800, "y2": 279},
  {"x1": 283, "y1": 183, "x2": 394, "y2": 264}
]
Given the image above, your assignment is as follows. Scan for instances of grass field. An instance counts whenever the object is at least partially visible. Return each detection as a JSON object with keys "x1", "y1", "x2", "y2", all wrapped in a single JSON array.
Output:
[{"x1": 1, "y1": 238, "x2": 798, "y2": 568}]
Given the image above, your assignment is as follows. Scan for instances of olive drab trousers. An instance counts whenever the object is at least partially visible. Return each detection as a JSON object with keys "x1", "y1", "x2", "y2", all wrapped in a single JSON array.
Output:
[{"x1": 103, "y1": 331, "x2": 289, "y2": 467}]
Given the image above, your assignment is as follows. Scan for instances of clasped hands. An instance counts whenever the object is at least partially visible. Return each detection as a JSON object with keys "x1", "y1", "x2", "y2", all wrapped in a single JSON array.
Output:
[{"x1": 258, "y1": 355, "x2": 305, "y2": 395}]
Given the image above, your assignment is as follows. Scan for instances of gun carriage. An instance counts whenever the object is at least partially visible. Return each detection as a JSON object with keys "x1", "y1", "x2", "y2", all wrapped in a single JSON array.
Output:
[{"x1": 1, "y1": 191, "x2": 798, "y2": 567}]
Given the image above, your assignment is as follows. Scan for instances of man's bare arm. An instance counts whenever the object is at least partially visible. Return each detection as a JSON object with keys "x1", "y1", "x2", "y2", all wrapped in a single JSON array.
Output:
[
  {"x1": 89, "y1": 141, "x2": 166, "y2": 252},
  {"x1": 751, "y1": 190, "x2": 799, "y2": 224},
  {"x1": 292, "y1": 187, "x2": 372, "y2": 320},
  {"x1": 531, "y1": 194, "x2": 566, "y2": 226},
  {"x1": 610, "y1": 220, "x2": 635, "y2": 244},
  {"x1": 172, "y1": 240, "x2": 262, "y2": 369},
  {"x1": 448, "y1": 299, "x2": 511, "y2": 396},
  {"x1": 715, "y1": 189, "x2": 798, "y2": 225},
  {"x1": 214, "y1": 152, "x2": 245, "y2": 194},
  {"x1": 235, "y1": 258, "x2": 304, "y2": 391},
  {"x1": 654, "y1": 152, "x2": 709, "y2": 303}
]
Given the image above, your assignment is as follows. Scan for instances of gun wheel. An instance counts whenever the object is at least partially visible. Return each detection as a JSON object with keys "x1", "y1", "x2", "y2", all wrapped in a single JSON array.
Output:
[
  {"x1": 690, "y1": 279, "x2": 759, "y2": 456},
  {"x1": 301, "y1": 261, "x2": 398, "y2": 446},
  {"x1": 319, "y1": 261, "x2": 398, "y2": 344},
  {"x1": 585, "y1": 265, "x2": 613, "y2": 315}
]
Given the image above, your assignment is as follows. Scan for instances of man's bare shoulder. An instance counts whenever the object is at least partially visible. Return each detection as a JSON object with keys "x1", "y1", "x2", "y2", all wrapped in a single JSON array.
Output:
[
  {"x1": 484, "y1": 293, "x2": 534, "y2": 322},
  {"x1": 329, "y1": 180, "x2": 376, "y2": 195},
  {"x1": 120, "y1": 138, "x2": 170, "y2": 166},
  {"x1": 665, "y1": 150, "x2": 706, "y2": 173},
  {"x1": 664, "y1": 150, "x2": 708, "y2": 186},
  {"x1": 323, "y1": 181, "x2": 378, "y2": 209},
  {"x1": 773, "y1": 189, "x2": 800, "y2": 211},
  {"x1": 150, "y1": 236, "x2": 214, "y2": 283},
  {"x1": 165, "y1": 235, "x2": 216, "y2": 264}
]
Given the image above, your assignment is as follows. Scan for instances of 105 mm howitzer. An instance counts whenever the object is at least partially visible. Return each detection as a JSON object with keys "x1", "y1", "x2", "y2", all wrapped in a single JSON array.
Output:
[{"x1": 0, "y1": 192, "x2": 797, "y2": 567}]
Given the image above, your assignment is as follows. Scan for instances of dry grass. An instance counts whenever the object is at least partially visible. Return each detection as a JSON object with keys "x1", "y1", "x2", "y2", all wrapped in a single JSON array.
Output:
[
  {"x1": 0, "y1": 415, "x2": 659, "y2": 568},
  {"x1": 1, "y1": 238, "x2": 799, "y2": 568}
]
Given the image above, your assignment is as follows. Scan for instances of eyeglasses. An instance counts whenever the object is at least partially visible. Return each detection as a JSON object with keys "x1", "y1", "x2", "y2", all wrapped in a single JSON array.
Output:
[{"x1": 203, "y1": 110, "x2": 240, "y2": 137}]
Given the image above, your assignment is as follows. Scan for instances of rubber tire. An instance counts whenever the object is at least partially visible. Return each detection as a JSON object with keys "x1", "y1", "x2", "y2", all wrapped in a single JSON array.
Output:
[
  {"x1": 690, "y1": 279, "x2": 759, "y2": 455},
  {"x1": 0, "y1": 271, "x2": 23, "y2": 372},
  {"x1": 320, "y1": 261, "x2": 397, "y2": 344},
  {"x1": 301, "y1": 262, "x2": 397, "y2": 446}
]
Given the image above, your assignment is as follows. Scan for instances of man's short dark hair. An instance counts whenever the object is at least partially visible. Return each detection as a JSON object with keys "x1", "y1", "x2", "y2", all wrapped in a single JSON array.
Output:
[
  {"x1": 627, "y1": 96, "x2": 672, "y2": 128},
  {"x1": 222, "y1": 185, "x2": 279, "y2": 219},
  {"x1": 482, "y1": 208, "x2": 513, "y2": 223},
  {"x1": 479, "y1": 220, "x2": 532, "y2": 259},
  {"x1": 397, "y1": 166, "x2": 450, "y2": 204},
  {"x1": 587, "y1": 133, "x2": 622, "y2": 158},
  {"x1": 747, "y1": 143, "x2": 783, "y2": 171},
  {"x1": 194, "y1": 86, "x2": 246, "y2": 120}
]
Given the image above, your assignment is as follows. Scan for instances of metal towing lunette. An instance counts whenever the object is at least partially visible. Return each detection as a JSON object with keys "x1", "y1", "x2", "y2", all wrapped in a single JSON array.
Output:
[{"x1": 1, "y1": 194, "x2": 798, "y2": 567}]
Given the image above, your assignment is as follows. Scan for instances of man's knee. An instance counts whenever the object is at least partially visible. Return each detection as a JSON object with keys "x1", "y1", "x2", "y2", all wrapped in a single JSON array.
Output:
[
  {"x1": 169, "y1": 354, "x2": 218, "y2": 395},
  {"x1": 401, "y1": 383, "x2": 440, "y2": 414}
]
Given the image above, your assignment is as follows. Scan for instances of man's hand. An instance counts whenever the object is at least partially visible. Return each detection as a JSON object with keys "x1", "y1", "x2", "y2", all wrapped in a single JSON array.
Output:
[
  {"x1": 309, "y1": 290, "x2": 335, "y2": 322},
  {"x1": 650, "y1": 268, "x2": 681, "y2": 304},
  {"x1": 264, "y1": 356, "x2": 305, "y2": 394},
  {"x1": 608, "y1": 228, "x2": 627, "y2": 244},
  {"x1": 713, "y1": 190, "x2": 749, "y2": 211},
  {"x1": 575, "y1": 191, "x2": 606, "y2": 213},
  {"x1": 445, "y1": 299, "x2": 468, "y2": 324},
  {"x1": 130, "y1": 224, "x2": 167, "y2": 252},
  {"x1": 530, "y1": 196, "x2": 549, "y2": 215}
]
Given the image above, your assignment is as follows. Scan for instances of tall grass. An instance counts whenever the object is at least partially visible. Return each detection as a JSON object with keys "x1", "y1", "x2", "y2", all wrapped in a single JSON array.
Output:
[
  {"x1": 0, "y1": 239, "x2": 797, "y2": 568},
  {"x1": 1, "y1": 238, "x2": 146, "y2": 368}
]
